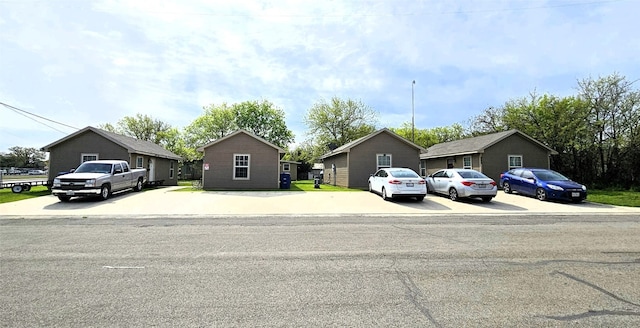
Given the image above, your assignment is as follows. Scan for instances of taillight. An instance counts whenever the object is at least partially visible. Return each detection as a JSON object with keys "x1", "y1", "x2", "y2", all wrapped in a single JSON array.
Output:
[
  {"x1": 419, "y1": 180, "x2": 426, "y2": 184},
  {"x1": 461, "y1": 181, "x2": 474, "y2": 186},
  {"x1": 490, "y1": 181, "x2": 497, "y2": 186},
  {"x1": 389, "y1": 179, "x2": 402, "y2": 184}
]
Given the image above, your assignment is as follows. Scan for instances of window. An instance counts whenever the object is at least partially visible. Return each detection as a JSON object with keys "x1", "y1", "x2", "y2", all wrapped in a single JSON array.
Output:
[
  {"x1": 81, "y1": 153, "x2": 98, "y2": 163},
  {"x1": 169, "y1": 161, "x2": 175, "y2": 179},
  {"x1": 136, "y1": 156, "x2": 144, "y2": 168},
  {"x1": 508, "y1": 155, "x2": 523, "y2": 170},
  {"x1": 376, "y1": 154, "x2": 391, "y2": 170},
  {"x1": 122, "y1": 162, "x2": 130, "y2": 172},
  {"x1": 283, "y1": 163, "x2": 290, "y2": 171},
  {"x1": 463, "y1": 156, "x2": 472, "y2": 169},
  {"x1": 419, "y1": 162, "x2": 426, "y2": 177},
  {"x1": 234, "y1": 154, "x2": 250, "y2": 180}
]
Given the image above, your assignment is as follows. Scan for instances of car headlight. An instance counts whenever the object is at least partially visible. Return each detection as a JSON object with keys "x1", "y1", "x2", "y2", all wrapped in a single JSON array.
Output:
[
  {"x1": 84, "y1": 179, "x2": 96, "y2": 187},
  {"x1": 53, "y1": 178, "x2": 61, "y2": 187},
  {"x1": 547, "y1": 184, "x2": 564, "y2": 191},
  {"x1": 582, "y1": 185, "x2": 587, "y2": 191}
]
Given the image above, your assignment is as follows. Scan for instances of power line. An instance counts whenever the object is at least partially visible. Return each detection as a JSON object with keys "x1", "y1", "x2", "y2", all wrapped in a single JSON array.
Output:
[{"x1": 0, "y1": 101, "x2": 79, "y2": 133}]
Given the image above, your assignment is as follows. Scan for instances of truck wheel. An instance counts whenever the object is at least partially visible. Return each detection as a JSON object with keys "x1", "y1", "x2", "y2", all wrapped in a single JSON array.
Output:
[
  {"x1": 58, "y1": 196, "x2": 71, "y2": 202},
  {"x1": 100, "y1": 185, "x2": 110, "y2": 200},
  {"x1": 11, "y1": 185, "x2": 24, "y2": 193},
  {"x1": 22, "y1": 184, "x2": 31, "y2": 192},
  {"x1": 134, "y1": 178, "x2": 143, "y2": 192}
]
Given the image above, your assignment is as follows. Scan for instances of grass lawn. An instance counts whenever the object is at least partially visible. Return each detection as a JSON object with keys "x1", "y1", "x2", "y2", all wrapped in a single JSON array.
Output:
[
  {"x1": 587, "y1": 189, "x2": 640, "y2": 207},
  {"x1": 0, "y1": 185, "x2": 51, "y2": 204},
  {"x1": 175, "y1": 179, "x2": 361, "y2": 192}
]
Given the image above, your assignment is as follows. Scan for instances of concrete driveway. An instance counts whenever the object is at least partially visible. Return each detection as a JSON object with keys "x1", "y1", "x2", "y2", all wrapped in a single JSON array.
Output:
[{"x1": 1, "y1": 187, "x2": 638, "y2": 218}]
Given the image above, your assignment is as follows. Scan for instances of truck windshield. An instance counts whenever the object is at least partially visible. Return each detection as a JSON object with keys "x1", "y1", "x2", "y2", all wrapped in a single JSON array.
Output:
[{"x1": 74, "y1": 163, "x2": 112, "y2": 174}]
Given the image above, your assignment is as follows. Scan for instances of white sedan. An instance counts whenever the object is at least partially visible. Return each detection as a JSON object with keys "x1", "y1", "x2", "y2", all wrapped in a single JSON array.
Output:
[
  {"x1": 426, "y1": 169, "x2": 497, "y2": 202},
  {"x1": 368, "y1": 168, "x2": 427, "y2": 201}
]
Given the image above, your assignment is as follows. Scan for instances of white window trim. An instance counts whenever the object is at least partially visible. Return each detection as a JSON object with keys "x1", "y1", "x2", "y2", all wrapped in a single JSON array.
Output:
[
  {"x1": 376, "y1": 153, "x2": 392, "y2": 170},
  {"x1": 81, "y1": 153, "x2": 98, "y2": 163},
  {"x1": 233, "y1": 154, "x2": 250, "y2": 180},
  {"x1": 463, "y1": 156, "x2": 472, "y2": 169},
  {"x1": 508, "y1": 155, "x2": 523, "y2": 170},
  {"x1": 136, "y1": 156, "x2": 144, "y2": 168},
  {"x1": 283, "y1": 163, "x2": 290, "y2": 171}
]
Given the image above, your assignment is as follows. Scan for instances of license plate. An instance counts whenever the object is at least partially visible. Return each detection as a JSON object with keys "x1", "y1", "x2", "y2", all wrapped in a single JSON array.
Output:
[
  {"x1": 477, "y1": 184, "x2": 486, "y2": 189},
  {"x1": 406, "y1": 183, "x2": 414, "y2": 187},
  {"x1": 571, "y1": 192, "x2": 580, "y2": 197},
  {"x1": 66, "y1": 191, "x2": 75, "y2": 196}
]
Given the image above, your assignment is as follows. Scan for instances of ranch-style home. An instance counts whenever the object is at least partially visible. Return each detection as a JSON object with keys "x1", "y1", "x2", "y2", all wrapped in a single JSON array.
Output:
[
  {"x1": 197, "y1": 129, "x2": 286, "y2": 190},
  {"x1": 41, "y1": 126, "x2": 182, "y2": 185},
  {"x1": 320, "y1": 128, "x2": 425, "y2": 189},
  {"x1": 420, "y1": 129, "x2": 558, "y2": 182}
]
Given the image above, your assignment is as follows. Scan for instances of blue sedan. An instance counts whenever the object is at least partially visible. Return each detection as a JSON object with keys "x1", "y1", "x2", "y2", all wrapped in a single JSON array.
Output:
[{"x1": 500, "y1": 168, "x2": 587, "y2": 202}]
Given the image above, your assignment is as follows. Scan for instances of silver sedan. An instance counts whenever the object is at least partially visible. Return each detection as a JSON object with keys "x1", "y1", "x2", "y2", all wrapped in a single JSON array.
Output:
[{"x1": 426, "y1": 169, "x2": 497, "y2": 202}]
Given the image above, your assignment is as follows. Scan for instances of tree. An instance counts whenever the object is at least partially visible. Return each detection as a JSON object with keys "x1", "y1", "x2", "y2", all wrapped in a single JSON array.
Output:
[
  {"x1": 1, "y1": 147, "x2": 46, "y2": 168},
  {"x1": 99, "y1": 114, "x2": 174, "y2": 145},
  {"x1": 391, "y1": 123, "x2": 466, "y2": 148},
  {"x1": 183, "y1": 104, "x2": 237, "y2": 150},
  {"x1": 232, "y1": 100, "x2": 294, "y2": 148},
  {"x1": 304, "y1": 97, "x2": 378, "y2": 150}
]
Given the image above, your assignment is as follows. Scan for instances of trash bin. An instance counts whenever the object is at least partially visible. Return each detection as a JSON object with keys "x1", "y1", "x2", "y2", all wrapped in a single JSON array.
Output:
[
  {"x1": 280, "y1": 172, "x2": 291, "y2": 189},
  {"x1": 314, "y1": 177, "x2": 320, "y2": 189}
]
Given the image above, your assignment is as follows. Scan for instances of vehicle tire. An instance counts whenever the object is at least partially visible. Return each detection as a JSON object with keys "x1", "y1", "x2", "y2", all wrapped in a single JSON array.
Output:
[
  {"x1": 416, "y1": 196, "x2": 424, "y2": 201},
  {"x1": 134, "y1": 178, "x2": 143, "y2": 192},
  {"x1": 58, "y1": 196, "x2": 71, "y2": 202},
  {"x1": 448, "y1": 188, "x2": 459, "y2": 201},
  {"x1": 503, "y1": 182, "x2": 512, "y2": 194},
  {"x1": 100, "y1": 185, "x2": 111, "y2": 201},
  {"x1": 481, "y1": 197, "x2": 493, "y2": 202},
  {"x1": 22, "y1": 184, "x2": 31, "y2": 192},
  {"x1": 11, "y1": 185, "x2": 23, "y2": 193},
  {"x1": 536, "y1": 188, "x2": 547, "y2": 201},
  {"x1": 381, "y1": 187, "x2": 391, "y2": 201}
]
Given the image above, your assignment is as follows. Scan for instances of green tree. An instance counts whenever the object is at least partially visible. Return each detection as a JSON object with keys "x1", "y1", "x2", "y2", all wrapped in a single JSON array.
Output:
[
  {"x1": 183, "y1": 104, "x2": 237, "y2": 150},
  {"x1": 232, "y1": 100, "x2": 294, "y2": 148},
  {"x1": 3, "y1": 147, "x2": 46, "y2": 168},
  {"x1": 391, "y1": 122, "x2": 466, "y2": 148},
  {"x1": 304, "y1": 97, "x2": 378, "y2": 150},
  {"x1": 99, "y1": 113, "x2": 174, "y2": 145}
]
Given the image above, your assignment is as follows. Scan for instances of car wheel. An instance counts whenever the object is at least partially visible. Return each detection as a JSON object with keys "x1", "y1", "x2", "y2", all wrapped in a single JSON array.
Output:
[
  {"x1": 503, "y1": 182, "x2": 512, "y2": 194},
  {"x1": 416, "y1": 196, "x2": 424, "y2": 201},
  {"x1": 100, "y1": 185, "x2": 110, "y2": 201},
  {"x1": 449, "y1": 188, "x2": 458, "y2": 201},
  {"x1": 134, "y1": 178, "x2": 143, "y2": 192},
  {"x1": 381, "y1": 187, "x2": 391, "y2": 201},
  {"x1": 536, "y1": 188, "x2": 547, "y2": 201},
  {"x1": 481, "y1": 197, "x2": 493, "y2": 202},
  {"x1": 58, "y1": 196, "x2": 71, "y2": 202}
]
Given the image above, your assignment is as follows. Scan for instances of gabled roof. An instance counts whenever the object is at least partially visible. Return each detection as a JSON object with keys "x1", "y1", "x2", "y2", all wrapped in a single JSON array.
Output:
[
  {"x1": 41, "y1": 126, "x2": 182, "y2": 160},
  {"x1": 196, "y1": 129, "x2": 285, "y2": 153},
  {"x1": 320, "y1": 128, "x2": 425, "y2": 159},
  {"x1": 420, "y1": 129, "x2": 558, "y2": 159}
]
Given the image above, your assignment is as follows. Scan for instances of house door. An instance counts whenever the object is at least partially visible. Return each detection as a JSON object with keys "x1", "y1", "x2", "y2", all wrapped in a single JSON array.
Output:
[{"x1": 148, "y1": 158, "x2": 155, "y2": 182}]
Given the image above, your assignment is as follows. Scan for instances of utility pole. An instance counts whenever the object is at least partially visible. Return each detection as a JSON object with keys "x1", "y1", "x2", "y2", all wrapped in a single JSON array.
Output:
[{"x1": 412, "y1": 80, "x2": 415, "y2": 142}]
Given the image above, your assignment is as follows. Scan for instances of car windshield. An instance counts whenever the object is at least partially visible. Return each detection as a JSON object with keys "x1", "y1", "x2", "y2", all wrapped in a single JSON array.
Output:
[
  {"x1": 534, "y1": 170, "x2": 568, "y2": 181},
  {"x1": 74, "y1": 163, "x2": 113, "y2": 174},
  {"x1": 389, "y1": 170, "x2": 419, "y2": 178},
  {"x1": 458, "y1": 171, "x2": 489, "y2": 179}
]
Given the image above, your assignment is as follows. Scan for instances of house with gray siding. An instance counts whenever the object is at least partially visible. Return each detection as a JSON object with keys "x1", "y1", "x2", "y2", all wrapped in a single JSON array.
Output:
[
  {"x1": 320, "y1": 128, "x2": 425, "y2": 189},
  {"x1": 41, "y1": 126, "x2": 182, "y2": 185},
  {"x1": 420, "y1": 129, "x2": 558, "y2": 182},
  {"x1": 197, "y1": 130, "x2": 285, "y2": 190},
  {"x1": 280, "y1": 160, "x2": 301, "y2": 181}
]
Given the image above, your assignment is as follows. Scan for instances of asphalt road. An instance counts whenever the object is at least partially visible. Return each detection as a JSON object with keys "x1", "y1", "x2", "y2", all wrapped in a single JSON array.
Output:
[{"x1": 1, "y1": 214, "x2": 639, "y2": 327}]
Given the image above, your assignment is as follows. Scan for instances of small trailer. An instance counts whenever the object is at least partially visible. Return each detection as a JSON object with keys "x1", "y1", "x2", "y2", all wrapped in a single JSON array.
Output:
[{"x1": 0, "y1": 179, "x2": 52, "y2": 193}]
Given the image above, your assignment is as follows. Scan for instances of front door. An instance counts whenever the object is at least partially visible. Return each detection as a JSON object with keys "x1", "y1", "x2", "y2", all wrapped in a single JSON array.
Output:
[{"x1": 148, "y1": 158, "x2": 155, "y2": 182}]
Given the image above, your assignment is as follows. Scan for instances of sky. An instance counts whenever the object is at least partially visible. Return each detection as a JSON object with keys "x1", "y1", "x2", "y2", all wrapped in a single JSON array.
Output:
[{"x1": 1, "y1": 0, "x2": 639, "y2": 154}]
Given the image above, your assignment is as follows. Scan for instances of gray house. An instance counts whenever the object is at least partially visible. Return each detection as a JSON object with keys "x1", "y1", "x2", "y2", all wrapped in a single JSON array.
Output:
[
  {"x1": 280, "y1": 160, "x2": 301, "y2": 181},
  {"x1": 42, "y1": 126, "x2": 182, "y2": 185},
  {"x1": 420, "y1": 129, "x2": 558, "y2": 182},
  {"x1": 320, "y1": 128, "x2": 425, "y2": 189},
  {"x1": 197, "y1": 130, "x2": 285, "y2": 190}
]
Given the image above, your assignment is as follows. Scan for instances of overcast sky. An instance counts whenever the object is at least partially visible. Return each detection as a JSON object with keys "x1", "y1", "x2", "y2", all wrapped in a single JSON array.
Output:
[{"x1": 1, "y1": 0, "x2": 638, "y2": 153}]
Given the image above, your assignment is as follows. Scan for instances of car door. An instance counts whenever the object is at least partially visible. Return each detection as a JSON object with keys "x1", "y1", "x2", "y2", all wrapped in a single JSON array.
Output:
[
  {"x1": 431, "y1": 170, "x2": 447, "y2": 194},
  {"x1": 370, "y1": 170, "x2": 384, "y2": 193},
  {"x1": 112, "y1": 163, "x2": 127, "y2": 191},
  {"x1": 507, "y1": 169, "x2": 524, "y2": 192},
  {"x1": 518, "y1": 169, "x2": 537, "y2": 196}
]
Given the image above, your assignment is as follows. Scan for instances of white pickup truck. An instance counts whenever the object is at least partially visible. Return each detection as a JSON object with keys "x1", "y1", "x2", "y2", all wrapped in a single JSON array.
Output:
[{"x1": 52, "y1": 160, "x2": 146, "y2": 202}]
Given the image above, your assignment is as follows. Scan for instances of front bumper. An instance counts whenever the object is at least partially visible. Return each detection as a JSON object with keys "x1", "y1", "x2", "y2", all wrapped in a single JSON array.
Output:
[
  {"x1": 51, "y1": 188, "x2": 102, "y2": 197},
  {"x1": 547, "y1": 189, "x2": 587, "y2": 202}
]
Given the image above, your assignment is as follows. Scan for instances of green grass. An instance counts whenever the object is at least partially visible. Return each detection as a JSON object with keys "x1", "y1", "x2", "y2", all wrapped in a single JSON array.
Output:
[
  {"x1": 0, "y1": 185, "x2": 51, "y2": 204},
  {"x1": 174, "y1": 179, "x2": 361, "y2": 192},
  {"x1": 587, "y1": 189, "x2": 640, "y2": 207}
]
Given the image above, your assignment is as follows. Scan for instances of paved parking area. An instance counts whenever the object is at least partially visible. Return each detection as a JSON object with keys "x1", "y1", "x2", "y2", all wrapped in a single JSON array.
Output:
[{"x1": 1, "y1": 187, "x2": 638, "y2": 218}]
